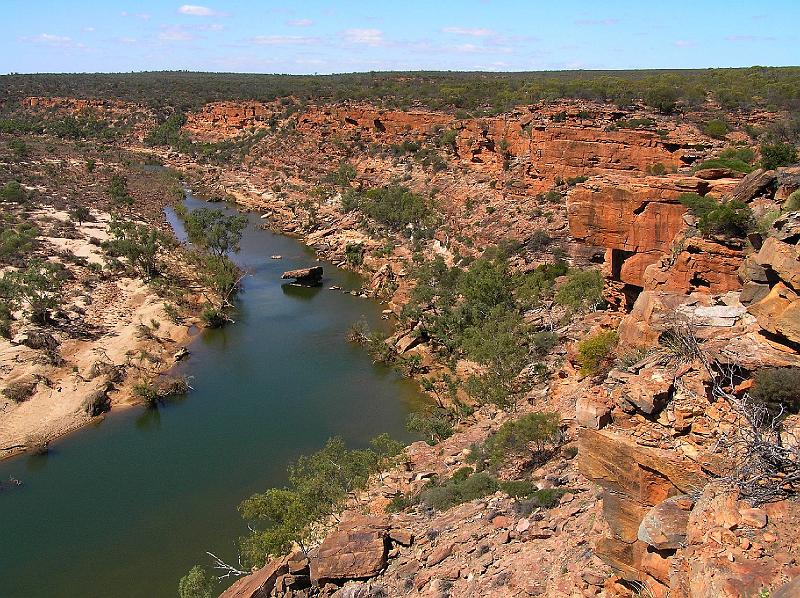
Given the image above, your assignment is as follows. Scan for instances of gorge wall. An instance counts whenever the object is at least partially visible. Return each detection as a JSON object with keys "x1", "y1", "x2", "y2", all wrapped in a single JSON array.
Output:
[{"x1": 12, "y1": 94, "x2": 799, "y2": 597}]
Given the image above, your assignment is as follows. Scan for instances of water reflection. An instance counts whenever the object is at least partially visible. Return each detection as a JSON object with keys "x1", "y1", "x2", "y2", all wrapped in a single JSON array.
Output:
[{"x1": 280, "y1": 283, "x2": 323, "y2": 300}]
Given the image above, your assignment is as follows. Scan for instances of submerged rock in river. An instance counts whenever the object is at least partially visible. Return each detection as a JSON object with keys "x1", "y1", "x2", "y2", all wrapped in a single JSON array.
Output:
[{"x1": 281, "y1": 266, "x2": 323, "y2": 286}]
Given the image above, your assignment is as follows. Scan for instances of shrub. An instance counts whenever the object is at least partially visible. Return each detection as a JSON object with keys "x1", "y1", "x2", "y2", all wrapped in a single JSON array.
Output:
[
  {"x1": 679, "y1": 193, "x2": 718, "y2": 218},
  {"x1": 531, "y1": 331, "x2": 557, "y2": 355},
  {"x1": 720, "y1": 146, "x2": 755, "y2": 163},
  {"x1": 482, "y1": 411, "x2": 561, "y2": 468},
  {"x1": 419, "y1": 471, "x2": 499, "y2": 511},
  {"x1": 699, "y1": 200, "x2": 754, "y2": 237},
  {"x1": 751, "y1": 367, "x2": 800, "y2": 414},
  {"x1": 70, "y1": 206, "x2": 91, "y2": 226},
  {"x1": 344, "y1": 242, "x2": 364, "y2": 266},
  {"x1": 385, "y1": 492, "x2": 416, "y2": 513},
  {"x1": 648, "y1": 162, "x2": 667, "y2": 175},
  {"x1": 702, "y1": 119, "x2": 729, "y2": 139},
  {"x1": 0, "y1": 219, "x2": 38, "y2": 263},
  {"x1": 527, "y1": 230, "x2": 551, "y2": 251},
  {"x1": 0, "y1": 181, "x2": 26, "y2": 203},
  {"x1": 555, "y1": 270, "x2": 604, "y2": 312},
  {"x1": 406, "y1": 408, "x2": 454, "y2": 445},
  {"x1": 515, "y1": 260, "x2": 568, "y2": 308},
  {"x1": 784, "y1": 190, "x2": 800, "y2": 212},
  {"x1": 2, "y1": 380, "x2": 37, "y2": 403},
  {"x1": 146, "y1": 112, "x2": 188, "y2": 147},
  {"x1": 200, "y1": 305, "x2": 228, "y2": 328},
  {"x1": 332, "y1": 162, "x2": 356, "y2": 187},
  {"x1": 513, "y1": 488, "x2": 570, "y2": 513},
  {"x1": 346, "y1": 185, "x2": 432, "y2": 233},
  {"x1": 694, "y1": 157, "x2": 753, "y2": 174},
  {"x1": 760, "y1": 142, "x2": 798, "y2": 170},
  {"x1": 0, "y1": 301, "x2": 11, "y2": 338},
  {"x1": 8, "y1": 139, "x2": 29, "y2": 158},
  {"x1": 192, "y1": 252, "x2": 241, "y2": 303},
  {"x1": 498, "y1": 480, "x2": 538, "y2": 497},
  {"x1": 644, "y1": 85, "x2": 679, "y2": 114},
  {"x1": 679, "y1": 193, "x2": 754, "y2": 237},
  {"x1": 577, "y1": 330, "x2": 618, "y2": 375},
  {"x1": 617, "y1": 117, "x2": 655, "y2": 129}
]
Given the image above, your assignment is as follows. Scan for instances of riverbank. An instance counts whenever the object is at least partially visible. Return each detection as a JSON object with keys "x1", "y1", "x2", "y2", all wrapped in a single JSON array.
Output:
[{"x1": 0, "y1": 140, "x2": 207, "y2": 461}]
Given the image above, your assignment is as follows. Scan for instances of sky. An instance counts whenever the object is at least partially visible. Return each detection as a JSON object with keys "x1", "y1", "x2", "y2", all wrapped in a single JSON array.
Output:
[{"x1": 3, "y1": 0, "x2": 799, "y2": 74}]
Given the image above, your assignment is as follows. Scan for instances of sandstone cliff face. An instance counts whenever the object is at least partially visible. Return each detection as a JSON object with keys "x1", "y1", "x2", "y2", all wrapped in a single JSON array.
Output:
[{"x1": 184, "y1": 101, "x2": 282, "y2": 141}]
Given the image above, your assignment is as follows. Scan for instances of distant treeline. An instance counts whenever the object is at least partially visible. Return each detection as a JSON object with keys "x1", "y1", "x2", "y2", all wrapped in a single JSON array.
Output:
[{"x1": 1, "y1": 68, "x2": 799, "y2": 115}]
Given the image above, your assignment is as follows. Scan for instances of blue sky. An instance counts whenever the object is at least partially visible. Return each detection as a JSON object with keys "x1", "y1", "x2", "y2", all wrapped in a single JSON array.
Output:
[{"x1": 3, "y1": 1, "x2": 798, "y2": 74}]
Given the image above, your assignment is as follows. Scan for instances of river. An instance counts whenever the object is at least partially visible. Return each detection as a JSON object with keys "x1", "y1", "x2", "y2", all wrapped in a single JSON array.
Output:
[{"x1": 0, "y1": 193, "x2": 425, "y2": 597}]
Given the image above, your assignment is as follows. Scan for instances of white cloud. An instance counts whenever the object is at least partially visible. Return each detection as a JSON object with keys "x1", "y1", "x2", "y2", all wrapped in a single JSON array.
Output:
[
  {"x1": 724, "y1": 34, "x2": 775, "y2": 42},
  {"x1": 159, "y1": 27, "x2": 194, "y2": 41},
  {"x1": 118, "y1": 37, "x2": 138, "y2": 44},
  {"x1": 179, "y1": 4, "x2": 217, "y2": 16},
  {"x1": 574, "y1": 18, "x2": 619, "y2": 25},
  {"x1": 343, "y1": 28, "x2": 384, "y2": 46},
  {"x1": 83, "y1": 26, "x2": 96, "y2": 32},
  {"x1": 121, "y1": 11, "x2": 151, "y2": 20},
  {"x1": 672, "y1": 39, "x2": 695, "y2": 47},
  {"x1": 441, "y1": 27, "x2": 496, "y2": 37},
  {"x1": 22, "y1": 33, "x2": 82, "y2": 47},
  {"x1": 287, "y1": 19, "x2": 314, "y2": 27},
  {"x1": 451, "y1": 43, "x2": 512, "y2": 54},
  {"x1": 249, "y1": 35, "x2": 320, "y2": 45}
]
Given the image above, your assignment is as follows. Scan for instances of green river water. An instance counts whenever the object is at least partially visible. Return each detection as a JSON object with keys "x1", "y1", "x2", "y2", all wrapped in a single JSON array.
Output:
[{"x1": 0, "y1": 194, "x2": 426, "y2": 597}]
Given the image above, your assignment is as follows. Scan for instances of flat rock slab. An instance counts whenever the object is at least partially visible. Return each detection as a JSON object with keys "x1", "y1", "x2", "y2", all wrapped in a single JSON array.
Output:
[
  {"x1": 282, "y1": 266, "x2": 323, "y2": 286},
  {"x1": 311, "y1": 526, "x2": 388, "y2": 585}
]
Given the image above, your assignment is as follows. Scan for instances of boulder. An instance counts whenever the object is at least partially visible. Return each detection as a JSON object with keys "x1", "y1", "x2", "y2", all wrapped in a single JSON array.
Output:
[
  {"x1": 754, "y1": 237, "x2": 800, "y2": 291},
  {"x1": 281, "y1": 266, "x2": 323, "y2": 286},
  {"x1": 219, "y1": 556, "x2": 289, "y2": 598},
  {"x1": 310, "y1": 517, "x2": 389, "y2": 585},
  {"x1": 771, "y1": 211, "x2": 800, "y2": 243},
  {"x1": 726, "y1": 168, "x2": 776, "y2": 203},
  {"x1": 576, "y1": 395, "x2": 611, "y2": 429},
  {"x1": 638, "y1": 496, "x2": 694, "y2": 550},
  {"x1": 747, "y1": 282, "x2": 800, "y2": 344},
  {"x1": 578, "y1": 429, "x2": 708, "y2": 574},
  {"x1": 614, "y1": 367, "x2": 674, "y2": 415}
]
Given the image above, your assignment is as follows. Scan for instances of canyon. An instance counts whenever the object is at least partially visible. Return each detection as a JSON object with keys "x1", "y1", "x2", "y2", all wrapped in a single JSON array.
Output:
[{"x1": 2, "y1": 90, "x2": 799, "y2": 598}]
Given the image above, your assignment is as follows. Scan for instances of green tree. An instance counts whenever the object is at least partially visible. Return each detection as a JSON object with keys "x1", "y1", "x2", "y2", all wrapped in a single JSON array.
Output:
[
  {"x1": 238, "y1": 436, "x2": 400, "y2": 568},
  {"x1": 108, "y1": 174, "x2": 133, "y2": 207},
  {"x1": 70, "y1": 206, "x2": 91, "y2": 226},
  {"x1": 178, "y1": 565, "x2": 215, "y2": 598},
  {"x1": 481, "y1": 411, "x2": 561, "y2": 468},
  {"x1": 406, "y1": 408, "x2": 454, "y2": 445},
  {"x1": 555, "y1": 270, "x2": 604, "y2": 312},
  {"x1": 644, "y1": 85, "x2": 679, "y2": 114},
  {"x1": 332, "y1": 162, "x2": 357, "y2": 187},
  {"x1": 2, "y1": 260, "x2": 64, "y2": 323},
  {"x1": 183, "y1": 208, "x2": 247, "y2": 257},
  {"x1": 103, "y1": 217, "x2": 169, "y2": 278}
]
